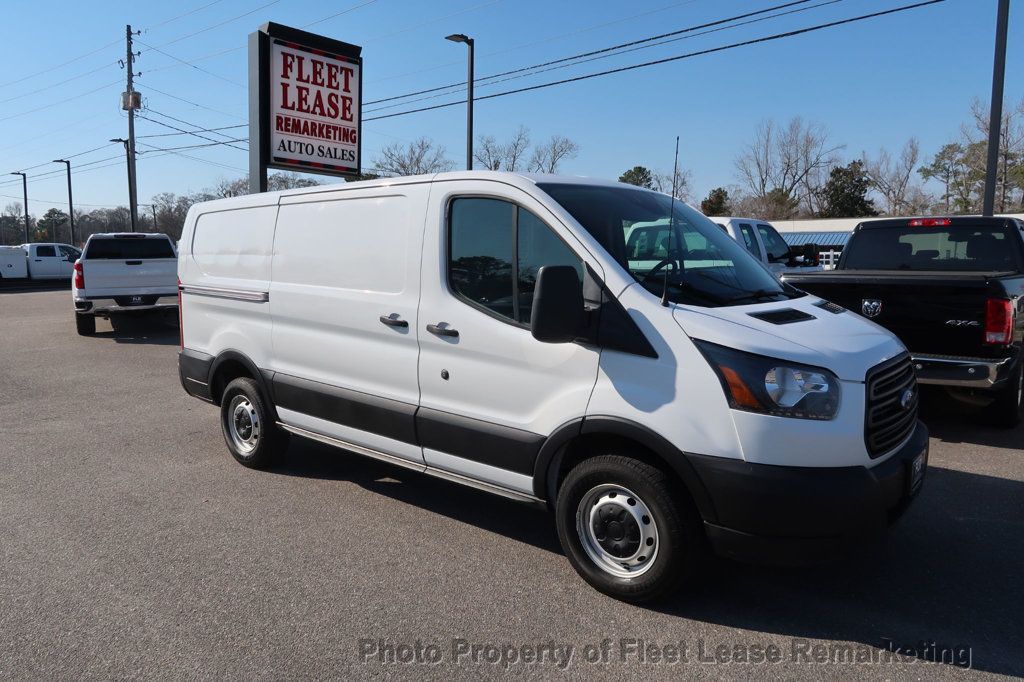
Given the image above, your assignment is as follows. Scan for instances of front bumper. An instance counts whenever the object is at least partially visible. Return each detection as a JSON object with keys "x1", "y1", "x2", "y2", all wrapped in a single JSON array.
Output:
[
  {"x1": 911, "y1": 353, "x2": 1015, "y2": 389},
  {"x1": 75, "y1": 294, "x2": 177, "y2": 316},
  {"x1": 691, "y1": 420, "x2": 929, "y2": 565}
]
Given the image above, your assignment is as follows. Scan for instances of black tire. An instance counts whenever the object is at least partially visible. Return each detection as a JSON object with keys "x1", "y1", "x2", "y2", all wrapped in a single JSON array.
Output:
[
  {"x1": 75, "y1": 313, "x2": 95, "y2": 336},
  {"x1": 989, "y1": 359, "x2": 1023, "y2": 429},
  {"x1": 219, "y1": 377, "x2": 288, "y2": 468},
  {"x1": 555, "y1": 454, "x2": 704, "y2": 603}
]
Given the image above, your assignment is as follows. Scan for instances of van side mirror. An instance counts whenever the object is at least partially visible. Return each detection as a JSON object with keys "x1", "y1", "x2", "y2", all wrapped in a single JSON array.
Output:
[{"x1": 531, "y1": 265, "x2": 584, "y2": 344}]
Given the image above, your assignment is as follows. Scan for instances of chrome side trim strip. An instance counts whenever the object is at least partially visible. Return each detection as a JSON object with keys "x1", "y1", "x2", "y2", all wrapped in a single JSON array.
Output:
[
  {"x1": 277, "y1": 422, "x2": 544, "y2": 506},
  {"x1": 180, "y1": 284, "x2": 269, "y2": 303}
]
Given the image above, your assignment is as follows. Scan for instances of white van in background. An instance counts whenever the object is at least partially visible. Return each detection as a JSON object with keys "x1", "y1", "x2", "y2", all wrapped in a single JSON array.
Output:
[
  {"x1": 714, "y1": 217, "x2": 823, "y2": 277},
  {"x1": 176, "y1": 172, "x2": 927, "y2": 602}
]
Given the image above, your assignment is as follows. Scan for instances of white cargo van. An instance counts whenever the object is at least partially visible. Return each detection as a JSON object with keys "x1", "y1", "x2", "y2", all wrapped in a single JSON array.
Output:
[{"x1": 177, "y1": 172, "x2": 927, "y2": 602}]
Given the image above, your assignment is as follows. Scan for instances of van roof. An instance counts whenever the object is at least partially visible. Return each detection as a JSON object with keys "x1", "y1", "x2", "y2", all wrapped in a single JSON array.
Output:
[{"x1": 187, "y1": 171, "x2": 654, "y2": 213}]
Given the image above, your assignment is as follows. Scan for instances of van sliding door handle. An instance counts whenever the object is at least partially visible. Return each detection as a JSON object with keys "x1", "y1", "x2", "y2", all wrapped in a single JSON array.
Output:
[
  {"x1": 426, "y1": 323, "x2": 459, "y2": 338},
  {"x1": 379, "y1": 314, "x2": 409, "y2": 328}
]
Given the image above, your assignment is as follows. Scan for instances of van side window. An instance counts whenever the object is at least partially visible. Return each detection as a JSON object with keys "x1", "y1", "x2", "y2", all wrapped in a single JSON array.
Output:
[
  {"x1": 449, "y1": 197, "x2": 582, "y2": 325},
  {"x1": 36, "y1": 245, "x2": 57, "y2": 257},
  {"x1": 737, "y1": 223, "x2": 760, "y2": 258},
  {"x1": 517, "y1": 210, "x2": 583, "y2": 325},
  {"x1": 449, "y1": 198, "x2": 516, "y2": 320}
]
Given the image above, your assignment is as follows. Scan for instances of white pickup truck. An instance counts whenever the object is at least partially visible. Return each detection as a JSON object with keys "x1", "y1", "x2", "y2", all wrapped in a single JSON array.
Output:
[
  {"x1": 713, "y1": 217, "x2": 823, "y2": 277},
  {"x1": 0, "y1": 243, "x2": 81, "y2": 280},
  {"x1": 71, "y1": 233, "x2": 178, "y2": 335}
]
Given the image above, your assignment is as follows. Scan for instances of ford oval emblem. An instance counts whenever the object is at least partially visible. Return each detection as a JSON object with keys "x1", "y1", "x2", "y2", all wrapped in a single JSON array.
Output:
[
  {"x1": 862, "y1": 299, "x2": 883, "y2": 318},
  {"x1": 900, "y1": 388, "x2": 914, "y2": 410}
]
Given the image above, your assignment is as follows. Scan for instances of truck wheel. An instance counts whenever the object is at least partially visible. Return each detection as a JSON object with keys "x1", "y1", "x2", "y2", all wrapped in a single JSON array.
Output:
[
  {"x1": 75, "y1": 314, "x2": 95, "y2": 336},
  {"x1": 989, "y1": 360, "x2": 1023, "y2": 429},
  {"x1": 220, "y1": 377, "x2": 288, "y2": 468},
  {"x1": 555, "y1": 455, "x2": 704, "y2": 603}
]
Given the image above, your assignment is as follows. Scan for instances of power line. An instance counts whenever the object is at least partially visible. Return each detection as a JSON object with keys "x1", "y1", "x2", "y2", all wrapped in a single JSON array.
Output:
[
  {"x1": 143, "y1": 0, "x2": 230, "y2": 31},
  {"x1": 365, "y1": 0, "x2": 946, "y2": 122},
  {"x1": 365, "y1": 0, "x2": 501, "y2": 42},
  {"x1": 143, "y1": 108, "x2": 246, "y2": 141},
  {"x1": 137, "y1": 124, "x2": 246, "y2": 139},
  {"x1": 143, "y1": 84, "x2": 246, "y2": 121},
  {"x1": 366, "y1": 0, "x2": 815, "y2": 106},
  {"x1": 136, "y1": 142, "x2": 249, "y2": 173},
  {"x1": 138, "y1": 113, "x2": 248, "y2": 151},
  {"x1": 0, "y1": 38, "x2": 121, "y2": 89},
  {"x1": 155, "y1": 0, "x2": 284, "y2": 47},
  {"x1": 372, "y1": 0, "x2": 701, "y2": 85},
  {"x1": 303, "y1": 0, "x2": 381, "y2": 28},
  {"x1": 0, "y1": 80, "x2": 122, "y2": 124},
  {"x1": 0, "y1": 62, "x2": 119, "y2": 106},
  {"x1": 138, "y1": 139, "x2": 248, "y2": 153},
  {"x1": 365, "y1": 0, "x2": 845, "y2": 114},
  {"x1": 136, "y1": 39, "x2": 245, "y2": 88}
]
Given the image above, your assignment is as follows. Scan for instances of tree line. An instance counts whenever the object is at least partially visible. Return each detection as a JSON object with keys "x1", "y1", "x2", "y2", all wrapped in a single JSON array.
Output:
[{"x1": 661, "y1": 98, "x2": 1024, "y2": 220}]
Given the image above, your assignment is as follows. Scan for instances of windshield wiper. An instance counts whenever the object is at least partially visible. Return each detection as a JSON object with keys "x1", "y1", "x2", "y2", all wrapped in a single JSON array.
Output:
[{"x1": 723, "y1": 288, "x2": 787, "y2": 304}]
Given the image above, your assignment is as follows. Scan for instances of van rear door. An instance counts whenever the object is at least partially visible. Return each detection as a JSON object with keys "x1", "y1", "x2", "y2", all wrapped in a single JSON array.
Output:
[{"x1": 82, "y1": 236, "x2": 178, "y2": 295}]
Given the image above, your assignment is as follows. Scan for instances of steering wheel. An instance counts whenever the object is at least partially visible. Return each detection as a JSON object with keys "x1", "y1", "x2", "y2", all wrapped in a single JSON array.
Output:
[{"x1": 641, "y1": 256, "x2": 681, "y2": 285}]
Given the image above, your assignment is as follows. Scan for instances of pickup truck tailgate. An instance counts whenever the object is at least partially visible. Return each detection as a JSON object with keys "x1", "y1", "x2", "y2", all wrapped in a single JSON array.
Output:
[
  {"x1": 786, "y1": 271, "x2": 1012, "y2": 357},
  {"x1": 81, "y1": 236, "x2": 178, "y2": 296}
]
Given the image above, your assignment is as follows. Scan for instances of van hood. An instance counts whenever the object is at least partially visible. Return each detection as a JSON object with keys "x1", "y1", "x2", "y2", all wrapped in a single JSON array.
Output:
[{"x1": 672, "y1": 294, "x2": 906, "y2": 382}]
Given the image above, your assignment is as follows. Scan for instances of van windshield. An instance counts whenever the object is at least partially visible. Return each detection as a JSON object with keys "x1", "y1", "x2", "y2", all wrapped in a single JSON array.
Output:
[{"x1": 537, "y1": 183, "x2": 798, "y2": 306}]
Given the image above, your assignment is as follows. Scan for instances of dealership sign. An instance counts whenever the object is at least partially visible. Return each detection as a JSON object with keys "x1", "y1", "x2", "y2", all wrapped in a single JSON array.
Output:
[{"x1": 249, "y1": 22, "x2": 362, "y2": 191}]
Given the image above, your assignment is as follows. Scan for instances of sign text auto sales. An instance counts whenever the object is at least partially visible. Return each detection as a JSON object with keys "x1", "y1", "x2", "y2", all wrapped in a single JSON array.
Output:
[{"x1": 270, "y1": 40, "x2": 360, "y2": 173}]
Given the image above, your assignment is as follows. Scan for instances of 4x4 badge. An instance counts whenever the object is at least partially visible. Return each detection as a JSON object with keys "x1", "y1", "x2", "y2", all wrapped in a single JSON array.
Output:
[{"x1": 862, "y1": 299, "x2": 882, "y2": 318}]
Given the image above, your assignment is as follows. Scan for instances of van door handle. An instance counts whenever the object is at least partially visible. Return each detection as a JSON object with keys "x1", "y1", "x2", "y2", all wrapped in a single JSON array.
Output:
[
  {"x1": 426, "y1": 323, "x2": 459, "y2": 338},
  {"x1": 379, "y1": 314, "x2": 409, "y2": 328}
]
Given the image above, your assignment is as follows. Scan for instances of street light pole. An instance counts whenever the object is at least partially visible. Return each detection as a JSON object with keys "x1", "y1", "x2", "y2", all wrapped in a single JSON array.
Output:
[
  {"x1": 9, "y1": 172, "x2": 28, "y2": 243},
  {"x1": 982, "y1": 0, "x2": 1010, "y2": 216},
  {"x1": 52, "y1": 159, "x2": 74, "y2": 245},
  {"x1": 446, "y1": 33, "x2": 474, "y2": 171},
  {"x1": 110, "y1": 138, "x2": 137, "y2": 231}
]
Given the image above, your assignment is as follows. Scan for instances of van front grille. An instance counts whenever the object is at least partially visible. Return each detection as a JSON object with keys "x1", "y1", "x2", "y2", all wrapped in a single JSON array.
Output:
[{"x1": 865, "y1": 354, "x2": 918, "y2": 458}]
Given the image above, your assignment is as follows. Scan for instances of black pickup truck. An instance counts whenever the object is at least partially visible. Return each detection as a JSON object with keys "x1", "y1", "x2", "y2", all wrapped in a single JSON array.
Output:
[{"x1": 785, "y1": 216, "x2": 1024, "y2": 427}]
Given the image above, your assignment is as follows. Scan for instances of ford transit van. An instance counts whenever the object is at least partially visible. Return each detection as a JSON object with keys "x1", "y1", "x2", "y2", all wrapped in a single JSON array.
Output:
[{"x1": 176, "y1": 172, "x2": 927, "y2": 602}]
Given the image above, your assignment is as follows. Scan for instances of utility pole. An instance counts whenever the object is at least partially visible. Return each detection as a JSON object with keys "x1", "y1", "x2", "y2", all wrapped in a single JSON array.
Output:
[
  {"x1": 52, "y1": 159, "x2": 74, "y2": 245},
  {"x1": 446, "y1": 34, "x2": 474, "y2": 170},
  {"x1": 123, "y1": 24, "x2": 140, "y2": 231},
  {"x1": 982, "y1": 0, "x2": 1010, "y2": 216},
  {"x1": 150, "y1": 204, "x2": 158, "y2": 232},
  {"x1": 9, "y1": 172, "x2": 28, "y2": 243}
]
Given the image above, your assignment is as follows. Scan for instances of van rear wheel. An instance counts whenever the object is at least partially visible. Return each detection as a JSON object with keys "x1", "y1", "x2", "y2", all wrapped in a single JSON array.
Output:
[
  {"x1": 555, "y1": 455, "x2": 703, "y2": 602},
  {"x1": 989, "y1": 360, "x2": 1023, "y2": 429},
  {"x1": 220, "y1": 377, "x2": 288, "y2": 468}
]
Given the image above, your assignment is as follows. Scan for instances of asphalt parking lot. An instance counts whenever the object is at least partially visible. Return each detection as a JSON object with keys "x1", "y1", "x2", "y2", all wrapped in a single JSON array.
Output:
[{"x1": 1, "y1": 285, "x2": 1022, "y2": 680}]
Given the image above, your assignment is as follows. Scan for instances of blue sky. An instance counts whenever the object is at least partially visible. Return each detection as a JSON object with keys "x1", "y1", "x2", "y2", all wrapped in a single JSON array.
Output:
[{"x1": 0, "y1": 0, "x2": 1020, "y2": 214}]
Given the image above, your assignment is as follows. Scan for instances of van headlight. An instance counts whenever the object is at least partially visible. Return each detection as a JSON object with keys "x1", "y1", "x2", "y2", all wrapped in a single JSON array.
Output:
[{"x1": 694, "y1": 340, "x2": 840, "y2": 420}]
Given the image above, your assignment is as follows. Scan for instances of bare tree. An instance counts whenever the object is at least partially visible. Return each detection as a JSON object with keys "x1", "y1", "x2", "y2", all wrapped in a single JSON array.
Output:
[
  {"x1": 864, "y1": 138, "x2": 923, "y2": 215},
  {"x1": 374, "y1": 137, "x2": 455, "y2": 176},
  {"x1": 962, "y1": 97, "x2": 1024, "y2": 213},
  {"x1": 474, "y1": 135, "x2": 504, "y2": 170},
  {"x1": 651, "y1": 168, "x2": 691, "y2": 200},
  {"x1": 528, "y1": 135, "x2": 580, "y2": 174},
  {"x1": 734, "y1": 118, "x2": 843, "y2": 216}
]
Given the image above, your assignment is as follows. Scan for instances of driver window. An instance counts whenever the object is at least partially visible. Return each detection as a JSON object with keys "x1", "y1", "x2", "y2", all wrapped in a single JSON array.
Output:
[
  {"x1": 737, "y1": 223, "x2": 761, "y2": 258},
  {"x1": 757, "y1": 223, "x2": 790, "y2": 261}
]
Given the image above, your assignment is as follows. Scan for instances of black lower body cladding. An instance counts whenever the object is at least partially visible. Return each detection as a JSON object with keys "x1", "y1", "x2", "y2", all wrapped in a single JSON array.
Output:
[
  {"x1": 179, "y1": 349, "x2": 213, "y2": 401},
  {"x1": 693, "y1": 420, "x2": 929, "y2": 564}
]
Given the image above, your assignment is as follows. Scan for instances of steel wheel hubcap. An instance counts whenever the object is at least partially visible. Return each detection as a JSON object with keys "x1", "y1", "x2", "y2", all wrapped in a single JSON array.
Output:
[
  {"x1": 228, "y1": 395, "x2": 260, "y2": 455},
  {"x1": 576, "y1": 484, "x2": 659, "y2": 578}
]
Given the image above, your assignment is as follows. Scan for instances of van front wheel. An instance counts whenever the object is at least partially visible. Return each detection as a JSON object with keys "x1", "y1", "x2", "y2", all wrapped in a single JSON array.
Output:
[
  {"x1": 220, "y1": 377, "x2": 287, "y2": 468},
  {"x1": 555, "y1": 455, "x2": 703, "y2": 603}
]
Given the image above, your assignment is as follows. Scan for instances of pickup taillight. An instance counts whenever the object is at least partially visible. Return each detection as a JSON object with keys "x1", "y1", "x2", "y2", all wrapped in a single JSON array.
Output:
[
  {"x1": 73, "y1": 261, "x2": 84, "y2": 289},
  {"x1": 984, "y1": 298, "x2": 1013, "y2": 345},
  {"x1": 177, "y1": 277, "x2": 183, "y2": 349}
]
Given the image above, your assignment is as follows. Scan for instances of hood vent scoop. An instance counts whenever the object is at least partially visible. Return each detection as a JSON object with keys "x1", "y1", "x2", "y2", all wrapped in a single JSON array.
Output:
[
  {"x1": 814, "y1": 300, "x2": 846, "y2": 314},
  {"x1": 747, "y1": 308, "x2": 816, "y2": 325}
]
